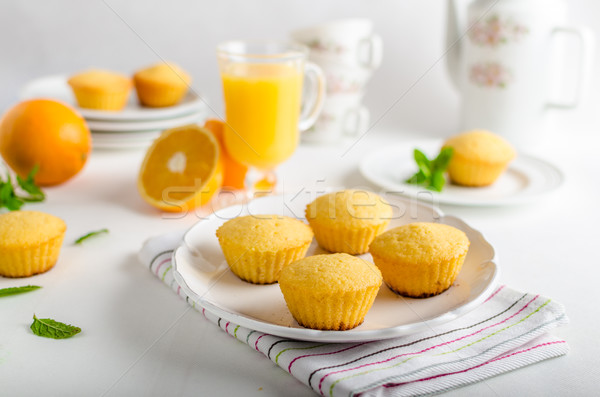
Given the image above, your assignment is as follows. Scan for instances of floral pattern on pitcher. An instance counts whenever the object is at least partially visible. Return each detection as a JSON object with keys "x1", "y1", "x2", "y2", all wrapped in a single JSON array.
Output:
[
  {"x1": 469, "y1": 62, "x2": 512, "y2": 88},
  {"x1": 468, "y1": 15, "x2": 529, "y2": 47}
]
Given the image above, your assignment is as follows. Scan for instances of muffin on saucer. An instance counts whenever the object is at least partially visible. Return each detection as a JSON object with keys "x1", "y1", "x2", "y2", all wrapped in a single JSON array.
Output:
[
  {"x1": 0, "y1": 211, "x2": 66, "y2": 278},
  {"x1": 305, "y1": 189, "x2": 392, "y2": 255},
  {"x1": 133, "y1": 62, "x2": 191, "y2": 107},
  {"x1": 369, "y1": 222, "x2": 469, "y2": 298},
  {"x1": 68, "y1": 69, "x2": 132, "y2": 111},
  {"x1": 216, "y1": 215, "x2": 313, "y2": 284},
  {"x1": 279, "y1": 253, "x2": 382, "y2": 331},
  {"x1": 443, "y1": 130, "x2": 516, "y2": 187}
]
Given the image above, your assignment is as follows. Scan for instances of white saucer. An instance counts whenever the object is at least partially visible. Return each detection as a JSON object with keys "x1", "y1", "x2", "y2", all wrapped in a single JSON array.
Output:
[
  {"x1": 172, "y1": 194, "x2": 499, "y2": 343},
  {"x1": 91, "y1": 130, "x2": 160, "y2": 150},
  {"x1": 91, "y1": 129, "x2": 163, "y2": 150},
  {"x1": 91, "y1": 129, "x2": 161, "y2": 140},
  {"x1": 359, "y1": 141, "x2": 564, "y2": 207},
  {"x1": 92, "y1": 141, "x2": 153, "y2": 150},
  {"x1": 86, "y1": 111, "x2": 204, "y2": 132},
  {"x1": 19, "y1": 74, "x2": 208, "y2": 121}
]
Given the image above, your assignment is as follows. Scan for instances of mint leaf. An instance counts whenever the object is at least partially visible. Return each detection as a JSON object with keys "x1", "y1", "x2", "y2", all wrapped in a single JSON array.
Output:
[
  {"x1": 405, "y1": 147, "x2": 454, "y2": 192},
  {"x1": 413, "y1": 149, "x2": 431, "y2": 177},
  {"x1": 432, "y1": 147, "x2": 454, "y2": 171},
  {"x1": 0, "y1": 167, "x2": 45, "y2": 211},
  {"x1": 0, "y1": 175, "x2": 24, "y2": 211},
  {"x1": 17, "y1": 165, "x2": 45, "y2": 202},
  {"x1": 0, "y1": 285, "x2": 41, "y2": 297},
  {"x1": 30, "y1": 314, "x2": 81, "y2": 339},
  {"x1": 74, "y1": 228, "x2": 109, "y2": 245},
  {"x1": 430, "y1": 171, "x2": 446, "y2": 192},
  {"x1": 405, "y1": 170, "x2": 427, "y2": 185}
]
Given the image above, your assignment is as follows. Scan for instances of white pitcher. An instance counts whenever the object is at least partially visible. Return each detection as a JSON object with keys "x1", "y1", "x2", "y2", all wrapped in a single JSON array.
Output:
[{"x1": 446, "y1": 0, "x2": 594, "y2": 147}]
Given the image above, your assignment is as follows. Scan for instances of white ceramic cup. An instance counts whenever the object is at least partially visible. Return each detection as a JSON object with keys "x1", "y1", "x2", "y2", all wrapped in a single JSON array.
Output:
[
  {"x1": 292, "y1": 19, "x2": 380, "y2": 144},
  {"x1": 290, "y1": 18, "x2": 383, "y2": 70},
  {"x1": 312, "y1": 58, "x2": 374, "y2": 95},
  {"x1": 302, "y1": 94, "x2": 370, "y2": 144}
]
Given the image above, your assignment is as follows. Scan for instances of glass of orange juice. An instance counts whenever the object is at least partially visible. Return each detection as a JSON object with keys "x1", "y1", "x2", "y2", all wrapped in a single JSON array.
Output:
[{"x1": 217, "y1": 41, "x2": 325, "y2": 194}]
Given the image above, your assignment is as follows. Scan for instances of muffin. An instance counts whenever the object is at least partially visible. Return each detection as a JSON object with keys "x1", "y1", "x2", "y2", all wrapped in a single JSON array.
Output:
[
  {"x1": 279, "y1": 253, "x2": 382, "y2": 330},
  {"x1": 133, "y1": 62, "x2": 191, "y2": 107},
  {"x1": 443, "y1": 130, "x2": 516, "y2": 187},
  {"x1": 369, "y1": 222, "x2": 469, "y2": 298},
  {"x1": 216, "y1": 215, "x2": 313, "y2": 284},
  {"x1": 305, "y1": 190, "x2": 392, "y2": 255},
  {"x1": 0, "y1": 211, "x2": 66, "y2": 278},
  {"x1": 68, "y1": 69, "x2": 132, "y2": 110}
]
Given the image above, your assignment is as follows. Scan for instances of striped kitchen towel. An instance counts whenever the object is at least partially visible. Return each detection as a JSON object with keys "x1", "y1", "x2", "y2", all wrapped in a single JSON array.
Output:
[{"x1": 139, "y1": 232, "x2": 569, "y2": 397}]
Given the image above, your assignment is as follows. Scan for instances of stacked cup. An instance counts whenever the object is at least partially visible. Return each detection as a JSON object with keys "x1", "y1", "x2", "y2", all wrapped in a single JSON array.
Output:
[{"x1": 291, "y1": 18, "x2": 382, "y2": 144}]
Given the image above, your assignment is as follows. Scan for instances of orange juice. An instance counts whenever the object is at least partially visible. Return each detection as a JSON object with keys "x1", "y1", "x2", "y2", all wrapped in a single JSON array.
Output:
[{"x1": 221, "y1": 63, "x2": 303, "y2": 169}]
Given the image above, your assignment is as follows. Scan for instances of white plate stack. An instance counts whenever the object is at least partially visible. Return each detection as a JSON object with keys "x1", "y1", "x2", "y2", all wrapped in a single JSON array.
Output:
[{"x1": 19, "y1": 75, "x2": 208, "y2": 150}]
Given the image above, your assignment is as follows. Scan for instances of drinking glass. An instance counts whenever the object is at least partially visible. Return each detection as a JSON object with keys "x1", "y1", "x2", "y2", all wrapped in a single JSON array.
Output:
[{"x1": 217, "y1": 41, "x2": 325, "y2": 194}]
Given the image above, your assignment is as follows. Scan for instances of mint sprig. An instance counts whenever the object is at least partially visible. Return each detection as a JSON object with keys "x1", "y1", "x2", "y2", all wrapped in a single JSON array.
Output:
[
  {"x1": 30, "y1": 314, "x2": 81, "y2": 339},
  {"x1": 0, "y1": 285, "x2": 41, "y2": 297},
  {"x1": 0, "y1": 166, "x2": 45, "y2": 211},
  {"x1": 405, "y1": 147, "x2": 454, "y2": 192}
]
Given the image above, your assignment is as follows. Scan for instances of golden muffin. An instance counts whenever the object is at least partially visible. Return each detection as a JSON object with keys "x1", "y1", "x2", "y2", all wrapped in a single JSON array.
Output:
[
  {"x1": 369, "y1": 222, "x2": 469, "y2": 298},
  {"x1": 68, "y1": 69, "x2": 132, "y2": 110},
  {"x1": 133, "y1": 62, "x2": 191, "y2": 107},
  {"x1": 305, "y1": 190, "x2": 392, "y2": 255},
  {"x1": 216, "y1": 215, "x2": 313, "y2": 284},
  {"x1": 0, "y1": 211, "x2": 66, "y2": 277},
  {"x1": 443, "y1": 130, "x2": 516, "y2": 187},
  {"x1": 279, "y1": 253, "x2": 382, "y2": 330}
]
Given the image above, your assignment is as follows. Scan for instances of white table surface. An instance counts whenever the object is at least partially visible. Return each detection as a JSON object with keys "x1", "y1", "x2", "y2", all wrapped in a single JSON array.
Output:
[{"x1": 1, "y1": 128, "x2": 598, "y2": 396}]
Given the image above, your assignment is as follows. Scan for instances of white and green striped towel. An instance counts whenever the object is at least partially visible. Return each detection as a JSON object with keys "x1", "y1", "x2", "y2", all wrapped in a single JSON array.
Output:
[{"x1": 139, "y1": 232, "x2": 569, "y2": 397}]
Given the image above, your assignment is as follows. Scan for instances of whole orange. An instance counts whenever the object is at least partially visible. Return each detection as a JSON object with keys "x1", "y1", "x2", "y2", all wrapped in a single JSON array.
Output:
[{"x1": 0, "y1": 99, "x2": 92, "y2": 186}]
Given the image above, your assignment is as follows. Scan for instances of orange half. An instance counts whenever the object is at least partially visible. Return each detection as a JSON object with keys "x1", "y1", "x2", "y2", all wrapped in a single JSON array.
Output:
[
  {"x1": 138, "y1": 125, "x2": 224, "y2": 212},
  {"x1": 203, "y1": 119, "x2": 248, "y2": 190}
]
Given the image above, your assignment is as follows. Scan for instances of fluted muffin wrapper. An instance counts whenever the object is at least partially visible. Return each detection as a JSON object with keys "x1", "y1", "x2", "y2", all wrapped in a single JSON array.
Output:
[
  {"x1": 371, "y1": 252, "x2": 467, "y2": 298},
  {"x1": 280, "y1": 286, "x2": 379, "y2": 331},
  {"x1": 71, "y1": 88, "x2": 130, "y2": 111},
  {"x1": 309, "y1": 221, "x2": 388, "y2": 255},
  {"x1": 447, "y1": 157, "x2": 509, "y2": 187},
  {"x1": 0, "y1": 234, "x2": 65, "y2": 278},
  {"x1": 134, "y1": 81, "x2": 188, "y2": 107},
  {"x1": 219, "y1": 242, "x2": 311, "y2": 284}
]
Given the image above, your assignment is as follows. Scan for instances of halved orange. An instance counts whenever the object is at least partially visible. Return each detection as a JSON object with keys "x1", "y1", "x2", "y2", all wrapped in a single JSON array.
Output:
[
  {"x1": 138, "y1": 125, "x2": 224, "y2": 212},
  {"x1": 203, "y1": 119, "x2": 248, "y2": 190}
]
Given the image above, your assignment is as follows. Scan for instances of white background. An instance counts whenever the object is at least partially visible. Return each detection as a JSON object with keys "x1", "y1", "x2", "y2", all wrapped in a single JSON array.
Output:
[
  {"x1": 1, "y1": 0, "x2": 598, "y2": 137},
  {"x1": 1, "y1": 1, "x2": 600, "y2": 396}
]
